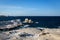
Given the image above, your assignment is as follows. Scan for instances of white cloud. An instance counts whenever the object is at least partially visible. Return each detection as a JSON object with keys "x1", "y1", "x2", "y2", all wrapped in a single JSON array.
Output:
[
  {"x1": 0, "y1": 5, "x2": 60, "y2": 16},
  {"x1": 0, "y1": 5, "x2": 22, "y2": 8},
  {"x1": 0, "y1": 5, "x2": 38, "y2": 16}
]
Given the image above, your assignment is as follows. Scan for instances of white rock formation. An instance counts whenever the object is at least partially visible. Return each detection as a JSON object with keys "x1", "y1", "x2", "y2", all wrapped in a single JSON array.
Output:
[
  {"x1": 23, "y1": 18, "x2": 29, "y2": 23},
  {"x1": 0, "y1": 28, "x2": 60, "y2": 40}
]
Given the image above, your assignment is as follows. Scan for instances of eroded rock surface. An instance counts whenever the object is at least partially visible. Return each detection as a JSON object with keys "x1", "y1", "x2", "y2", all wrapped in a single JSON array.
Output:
[{"x1": 0, "y1": 28, "x2": 60, "y2": 40}]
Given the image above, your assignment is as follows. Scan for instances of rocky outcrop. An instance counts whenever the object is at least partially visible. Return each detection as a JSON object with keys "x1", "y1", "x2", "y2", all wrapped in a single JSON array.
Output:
[
  {"x1": 0, "y1": 28, "x2": 60, "y2": 40},
  {"x1": 23, "y1": 18, "x2": 33, "y2": 23}
]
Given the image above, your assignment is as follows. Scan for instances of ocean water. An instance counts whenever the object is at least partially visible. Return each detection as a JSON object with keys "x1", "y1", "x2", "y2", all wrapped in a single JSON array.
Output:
[{"x1": 0, "y1": 16, "x2": 60, "y2": 28}]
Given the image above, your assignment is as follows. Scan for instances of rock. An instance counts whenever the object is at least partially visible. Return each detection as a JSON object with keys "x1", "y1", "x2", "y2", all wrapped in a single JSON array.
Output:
[
  {"x1": 23, "y1": 25, "x2": 30, "y2": 28},
  {"x1": 23, "y1": 18, "x2": 29, "y2": 23},
  {"x1": 19, "y1": 32, "x2": 34, "y2": 37},
  {"x1": 23, "y1": 18, "x2": 33, "y2": 23},
  {"x1": 28, "y1": 19, "x2": 33, "y2": 23},
  {"x1": 1, "y1": 28, "x2": 60, "y2": 40},
  {"x1": 35, "y1": 22, "x2": 39, "y2": 24}
]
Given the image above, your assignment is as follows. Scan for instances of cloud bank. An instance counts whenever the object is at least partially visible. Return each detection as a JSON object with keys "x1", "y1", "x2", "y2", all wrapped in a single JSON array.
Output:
[{"x1": 0, "y1": 5, "x2": 60, "y2": 16}]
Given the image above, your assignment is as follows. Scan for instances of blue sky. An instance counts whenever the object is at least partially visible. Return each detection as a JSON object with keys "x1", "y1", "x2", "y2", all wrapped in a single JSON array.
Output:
[{"x1": 0, "y1": 0, "x2": 60, "y2": 16}]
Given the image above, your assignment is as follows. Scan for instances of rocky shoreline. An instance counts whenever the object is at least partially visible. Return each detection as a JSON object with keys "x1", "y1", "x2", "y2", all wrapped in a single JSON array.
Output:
[
  {"x1": 0, "y1": 28, "x2": 60, "y2": 40},
  {"x1": 0, "y1": 18, "x2": 35, "y2": 29}
]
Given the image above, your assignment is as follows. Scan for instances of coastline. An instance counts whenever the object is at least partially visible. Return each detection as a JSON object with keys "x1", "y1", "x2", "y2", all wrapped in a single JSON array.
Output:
[{"x1": 0, "y1": 27, "x2": 60, "y2": 40}]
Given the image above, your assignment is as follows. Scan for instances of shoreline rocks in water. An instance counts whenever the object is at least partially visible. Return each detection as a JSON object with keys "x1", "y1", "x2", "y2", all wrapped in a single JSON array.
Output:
[
  {"x1": 23, "y1": 18, "x2": 33, "y2": 23},
  {"x1": 0, "y1": 18, "x2": 34, "y2": 30}
]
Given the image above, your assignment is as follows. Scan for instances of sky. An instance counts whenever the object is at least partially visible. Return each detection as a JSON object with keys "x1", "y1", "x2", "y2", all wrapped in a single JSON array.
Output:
[{"x1": 0, "y1": 0, "x2": 60, "y2": 16}]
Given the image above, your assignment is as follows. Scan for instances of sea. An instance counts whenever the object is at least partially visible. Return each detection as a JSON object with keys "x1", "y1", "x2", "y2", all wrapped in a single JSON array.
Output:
[{"x1": 0, "y1": 16, "x2": 60, "y2": 29}]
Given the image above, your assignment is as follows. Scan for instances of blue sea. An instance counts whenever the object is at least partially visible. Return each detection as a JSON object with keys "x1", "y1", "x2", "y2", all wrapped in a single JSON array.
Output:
[{"x1": 0, "y1": 16, "x2": 60, "y2": 28}]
